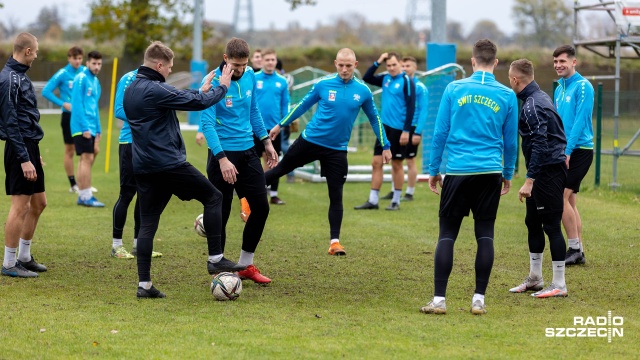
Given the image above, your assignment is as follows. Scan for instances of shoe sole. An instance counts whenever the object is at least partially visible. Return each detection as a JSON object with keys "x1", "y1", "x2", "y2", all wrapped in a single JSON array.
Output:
[
  {"x1": 329, "y1": 251, "x2": 346, "y2": 256},
  {"x1": 471, "y1": 307, "x2": 487, "y2": 315},
  {"x1": 420, "y1": 308, "x2": 446, "y2": 315},
  {"x1": 509, "y1": 284, "x2": 544, "y2": 293},
  {"x1": 533, "y1": 291, "x2": 568, "y2": 298}
]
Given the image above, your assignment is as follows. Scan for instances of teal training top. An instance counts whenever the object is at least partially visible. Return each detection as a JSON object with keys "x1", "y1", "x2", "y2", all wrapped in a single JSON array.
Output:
[
  {"x1": 279, "y1": 74, "x2": 390, "y2": 151},
  {"x1": 42, "y1": 64, "x2": 85, "y2": 112},
  {"x1": 70, "y1": 67, "x2": 101, "y2": 137},
  {"x1": 114, "y1": 69, "x2": 138, "y2": 143},
  {"x1": 429, "y1": 71, "x2": 518, "y2": 180},
  {"x1": 553, "y1": 72, "x2": 594, "y2": 155},
  {"x1": 254, "y1": 70, "x2": 290, "y2": 130}
]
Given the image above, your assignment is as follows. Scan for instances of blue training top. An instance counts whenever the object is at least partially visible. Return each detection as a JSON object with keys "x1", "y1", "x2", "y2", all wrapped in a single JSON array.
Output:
[
  {"x1": 279, "y1": 74, "x2": 390, "y2": 151},
  {"x1": 114, "y1": 69, "x2": 138, "y2": 143},
  {"x1": 413, "y1": 79, "x2": 429, "y2": 135},
  {"x1": 70, "y1": 67, "x2": 101, "y2": 137},
  {"x1": 254, "y1": 70, "x2": 290, "y2": 130},
  {"x1": 363, "y1": 62, "x2": 416, "y2": 132},
  {"x1": 429, "y1": 71, "x2": 518, "y2": 180},
  {"x1": 553, "y1": 71, "x2": 594, "y2": 155},
  {"x1": 42, "y1": 64, "x2": 85, "y2": 112},
  {"x1": 200, "y1": 65, "x2": 268, "y2": 156}
]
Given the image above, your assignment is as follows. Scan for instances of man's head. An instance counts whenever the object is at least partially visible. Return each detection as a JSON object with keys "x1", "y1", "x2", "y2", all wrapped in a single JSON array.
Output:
[
  {"x1": 13, "y1": 32, "x2": 39, "y2": 67},
  {"x1": 334, "y1": 48, "x2": 358, "y2": 81},
  {"x1": 553, "y1": 45, "x2": 577, "y2": 79},
  {"x1": 251, "y1": 48, "x2": 262, "y2": 70},
  {"x1": 144, "y1": 41, "x2": 174, "y2": 79},
  {"x1": 471, "y1": 39, "x2": 498, "y2": 70},
  {"x1": 509, "y1": 59, "x2": 534, "y2": 94},
  {"x1": 385, "y1": 52, "x2": 402, "y2": 77},
  {"x1": 402, "y1": 56, "x2": 417, "y2": 78},
  {"x1": 223, "y1": 37, "x2": 251, "y2": 78},
  {"x1": 262, "y1": 49, "x2": 277, "y2": 74},
  {"x1": 86, "y1": 51, "x2": 103, "y2": 76},
  {"x1": 67, "y1": 46, "x2": 83, "y2": 70}
]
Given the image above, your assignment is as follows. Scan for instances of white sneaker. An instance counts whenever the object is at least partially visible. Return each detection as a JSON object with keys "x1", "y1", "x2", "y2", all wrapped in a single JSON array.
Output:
[
  {"x1": 420, "y1": 300, "x2": 447, "y2": 314},
  {"x1": 91, "y1": 186, "x2": 98, "y2": 192},
  {"x1": 509, "y1": 276, "x2": 544, "y2": 293},
  {"x1": 69, "y1": 185, "x2": 79, "y2": 193},
  {"x1": 470, "y1": 300, "x2": 487, "y2": 315}
]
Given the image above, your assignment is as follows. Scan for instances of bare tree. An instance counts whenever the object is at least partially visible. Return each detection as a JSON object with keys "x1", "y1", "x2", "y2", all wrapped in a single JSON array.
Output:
[{"x1": 513, "y1": 0, "x2": 572, "y2": 48}]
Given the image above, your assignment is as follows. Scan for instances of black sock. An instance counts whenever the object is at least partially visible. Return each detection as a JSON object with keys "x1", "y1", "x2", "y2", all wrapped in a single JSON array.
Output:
[{"x1": 68, "y1": 175, "x2": 77, "y2": 187}]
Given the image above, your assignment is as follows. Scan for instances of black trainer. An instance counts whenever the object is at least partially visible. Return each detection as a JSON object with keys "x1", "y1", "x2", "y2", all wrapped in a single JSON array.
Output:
[
  {"x1": 207, "y1": 257, "x2": 247, "y2": 275},
  {"x1": 17, "y1": 256, "x2": 47, "y2": 272},
  {"x1": 137, "y1": 285, "x2": 166, "y2": 298},
  {"x1": 380, "y1": 191, "x2": 393, "y2": 200},
  {"x1": 401, "y1": 194, "x2": 414, "y2": 202},
  {"x1": 354, "y1": 201, "x2": 379, "y2": 210},
  {"x1": 270, "y1": 196, "x2": 286, "y2": 205},
  {"x1": 385, "y1": 202, "x2": 400, "y2": 211},
  {"x1": 565, "y1": 248, "x2": 586, "y2": 265}
]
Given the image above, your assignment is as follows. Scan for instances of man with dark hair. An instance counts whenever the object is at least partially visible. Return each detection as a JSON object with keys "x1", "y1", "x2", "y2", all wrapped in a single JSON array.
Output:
[
  {"x1": 552, "y1": 45, "x2": 594, "y2": 266},
  {"x1": 0, "y1": 32, "x2": 48, "y2": 277},
  {"x1": 508, "y1": 59, "x2": 569, "y2": 298},
  {"x1": 420, "y1": 39, "x2": 518, "y2": 315},
  {"x1": 42, "y1": 46, "x2": 88, "y2": 193},
  {"x1": 70, "y1": 50, "x2": 104, "y2": 207},
  {"x1": 200, "y1": 37, "x2": 278, "y2": 285},
  {"x1": 254, "y1": 48, "x2": 290, "y2": 205},
  {"x1": 355, "y1": 51, "x2": 415, "y2": 211},
  {"x1": 266, "y1": 48, "x2": 391, "y2": 256},
  {"x1": 124, "y1": 41, "x2": 240, "y2": 298},
  {"x1": 250, "y1": 49, "x2": 262, "y2": 72}
]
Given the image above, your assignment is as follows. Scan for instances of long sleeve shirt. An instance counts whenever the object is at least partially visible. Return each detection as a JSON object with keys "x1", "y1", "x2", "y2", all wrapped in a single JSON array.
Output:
[
  {"x1": 429, "y1": 71, "x2": 518, "y2": 180},
  {"x1": 254, "y1": 70, "x2": 290, "y2": 130},
  {"x1": 200, "y1": 64, "x2": 267, "y2": 157},
  {"x1": 553, "y1": 71, "x2": 594, "y2": 155},
  {"x1": 517, "y1": 81, "x2": 566, "y2": 179},
  {"x1": 114, "y1": 69, "x2": 138, "y2": 143},
  {"x1": 413, "y1": 79, "x2": 429, "y2": 135},
  {"x1": 70, "y1": 67, "x2": 101, "y2": 137},
  {"x1": 42, "y1": 63, "x2": 85, "y2": 112},
  {"x1": 363, "y1": 62, "x2": 415, "y2": 132},
  {"x1": 279, "y1": 74, "x2": 390, "y2": 151}
]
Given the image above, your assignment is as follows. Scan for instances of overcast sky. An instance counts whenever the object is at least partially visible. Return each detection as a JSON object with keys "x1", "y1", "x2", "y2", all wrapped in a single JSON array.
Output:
[{"x1": 1, "y1": 0, "x2": 516, "y2": 36}]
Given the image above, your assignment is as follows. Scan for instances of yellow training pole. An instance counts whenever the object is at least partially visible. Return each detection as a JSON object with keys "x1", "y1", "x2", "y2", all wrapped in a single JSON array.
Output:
[{"x1": 105, "y1": 57, "x2": 118, "y2": 173}]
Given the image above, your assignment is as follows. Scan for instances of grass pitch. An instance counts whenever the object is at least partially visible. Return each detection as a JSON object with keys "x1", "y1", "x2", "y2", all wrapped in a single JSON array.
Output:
[{"x1": 0, "y1": 114, "x2": 638, "y2": 359}]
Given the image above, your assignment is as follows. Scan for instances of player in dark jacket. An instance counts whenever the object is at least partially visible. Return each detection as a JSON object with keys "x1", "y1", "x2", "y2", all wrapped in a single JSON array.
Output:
[
  {"x1": 123, "y1": 41, "x2": 241, "y2": 298},
  {"x1": 508, "y1": 59, "x2": 569, "y2": 299}
]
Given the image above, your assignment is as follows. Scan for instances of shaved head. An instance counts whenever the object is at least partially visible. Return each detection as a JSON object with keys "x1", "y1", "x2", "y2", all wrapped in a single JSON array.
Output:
[
  {"x1": 336, "y1": 48, "x2": 356, "y2": 61},
  {"x1": 13, "y1": 32, "x2": 37, "y2": 54},
  {"x1": 335, "y1": 48, "x2": 358, "y2": 81}
]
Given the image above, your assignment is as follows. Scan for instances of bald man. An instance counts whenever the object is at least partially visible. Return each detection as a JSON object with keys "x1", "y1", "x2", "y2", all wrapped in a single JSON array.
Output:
[
  {"x1": 265, "y1": 48, "x2": 392, "y2": 256},
  {"x1": 0, "y1": 32, "x2": 48, "y2": 277}
]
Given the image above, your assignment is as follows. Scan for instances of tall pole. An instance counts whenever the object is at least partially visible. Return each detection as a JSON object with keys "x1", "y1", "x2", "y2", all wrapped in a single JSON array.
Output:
[
  {"x1": 188, "y1": 0, "x2": 207, "y2": 125},
  {"x1": 612, "y1": 37, "x2": 621, "y2": 189},
  {"x1": 431, "y1": 0, "x2": 446, "y2": 43},
  {"x1": 193, "y1": 0, "x2": 202, "y2": 62}
]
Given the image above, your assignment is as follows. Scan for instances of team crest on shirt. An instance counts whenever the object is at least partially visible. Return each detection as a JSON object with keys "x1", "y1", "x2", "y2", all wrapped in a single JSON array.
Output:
[
  {"x1": 394, "y1": 83, "x2": 400, "y2": 89},
  {"x1": 246, "y1": 90, "x2": 252, "y2": 97},
  {"x1": 353, "y1": 94, "x2": 361, "y2": 102},
  {"x1": 68, "y1": 80, "x2": 73, "y2": 89},
  {"x1": 328, "y1": 90, "x2": 337, "y2": 101},
  {"x1": 276, "y1": 82, "x2": 282, "y2": 88},
  {"x1": 257, "y1": 81, "x2": 263, "y2": 89},
  {"x1": 225, "y1": 96, "x2": 233, "y2": 107},
  {"x1": 384, "y1": 79, "x2": 391, "y2": 87},
  {"x1": 87, "y1": 87, "x2": 92, "y2": 96},
  {"x1": 565, "y1": 95, "x2": 571, "y2": 102}
]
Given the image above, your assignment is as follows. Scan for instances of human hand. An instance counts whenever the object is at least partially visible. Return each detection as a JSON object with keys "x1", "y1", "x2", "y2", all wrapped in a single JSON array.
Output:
[
  {"x1": 377, "y1": 52, "x2": 388, "y2": 64},
  {"x1": 518, "y1": 179, "x2": 533, "y2": 202},
  {"x1": 429, "y1": 174, "x2": 443, "y2": 195},
  {"x1": 269, "y1": 125, "x2": 281, "y2": 141},
  {"x1": 412, "y1": 134, "x2": 422, "y2": 146},
  {"x1": 501, "y1": 178, "x2": 512, "y2": 196},
  {"x1": 219, "y1": 65, "x2": 233, "y2": 88},
  {"x1": 382, "y1": 149, "x2": 392, "y2": 164},
  {"x1": 21, "y1": 161, "x2": 37, "y2": 181},
  {"x1": 219, "y1": 157, "x2": 238, "y2": 184},
  {"x1": 195, "y1": 132, "x2": 205, "y2": 146},
  {"x1": 63, "y1": 102, "x2": 71, "y2": 111},
  {"x1": 400, "y1": 132, "x2": 409, "y2": 146}
]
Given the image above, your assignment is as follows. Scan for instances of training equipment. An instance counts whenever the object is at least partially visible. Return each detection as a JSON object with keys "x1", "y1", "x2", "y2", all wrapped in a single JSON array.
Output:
[
  {"x1": 509, "y1": 276, "x2": 544, "y2": 293},
  {"x1": 420, "y1": 300, "x2": 447, "y2": 315},
  {"x1": 237, "y1": 264, "x2": 272, "y2": 284},
  {"x1": 532, "y1": 283, "x2": 568, "y2": 298},
  {"x1": 194, "y1": 214, "x2": 206, "y2": 237},
  {"x1": 211, "y1": 272, "x2": 243, "y2": 301}
]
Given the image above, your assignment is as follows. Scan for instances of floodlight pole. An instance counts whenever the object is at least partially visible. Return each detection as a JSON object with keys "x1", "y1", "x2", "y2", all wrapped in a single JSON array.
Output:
[
  {"x1": 188, "y1": 0, "x2": 207, "y2": 125},
  {"x1": 431, "y1": 0, "x2": 446, "y2": 43}
]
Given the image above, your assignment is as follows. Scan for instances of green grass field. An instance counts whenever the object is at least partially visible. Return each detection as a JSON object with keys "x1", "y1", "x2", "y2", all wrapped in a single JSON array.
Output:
[{"x1": 0, "y1": 113, "x2": 638, "y2": 359}]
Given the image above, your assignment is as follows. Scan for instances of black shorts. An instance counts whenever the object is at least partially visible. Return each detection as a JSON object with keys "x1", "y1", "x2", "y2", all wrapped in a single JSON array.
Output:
[
  {"x1": 374, "y1": 124, "x2": 407, "y2": 160},
  {"x1": 61, "y1": 112, "x2": 73, "y2": 144},
  {"x1": 119, "y1": 143, "x2": 136, "y2": 189},
  {"x1": 566, "y1": 149, "x2": 593, "y2": 193},
  {"x1": 253, "y1": 131, "x2": 282, "y2": 156},
  {"x1": 207, "y1": 148, "x2": 267, "y2": 198},
  {"x1": 135, "y1": 163, "x2": 219, "y2": 216},
  {"x1": 265, "y1": 137, "x2": 348, "y2": 185},
  {"x1": 529, "y1": 162, "x2": 567, "y2": 214},
  {"x1": 4, "y1": 140, "x2": 45, "y2": 195},
  {"x1": 439, "y1": 173, "x2": 502, "y2": 220},
  {"x1": 73, "y1": 135, "x2": 95, "y2": 155},
  {"x1": 404, "y1": 131, "x2": 420, "y2": 159}
]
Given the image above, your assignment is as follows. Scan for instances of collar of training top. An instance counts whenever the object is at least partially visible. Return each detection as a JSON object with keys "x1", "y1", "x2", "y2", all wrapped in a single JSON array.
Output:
[{"x1": 136, "y1": 65, "x2": 166, "y2": 83}]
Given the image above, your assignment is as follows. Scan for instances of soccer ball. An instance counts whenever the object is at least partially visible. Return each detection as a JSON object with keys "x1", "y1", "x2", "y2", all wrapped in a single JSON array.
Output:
[
  {"x1": 210, "y1": 272, "x2": 242, "y2": 301},
  {"x1": 194, "y1": 213, "x2": 206, "y2": 237}
]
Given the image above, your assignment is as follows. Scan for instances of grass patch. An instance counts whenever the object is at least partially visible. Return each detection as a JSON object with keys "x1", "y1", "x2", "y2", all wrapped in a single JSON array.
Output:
[{"x1": 0, "y1": 114, "x2": 638, "y2": 358}]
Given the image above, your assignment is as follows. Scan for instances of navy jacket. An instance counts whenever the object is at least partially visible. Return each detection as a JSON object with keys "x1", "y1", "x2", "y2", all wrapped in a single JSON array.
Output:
[
  {"x1": 123, "y1": 66, "x2": 227, "y2": 174},
  {"x1": 0, "y1": 57, "x2": 43, "y2": 163},
  {"x1": 517, "y1": 80, "x2": 566, "y2": 179}
]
